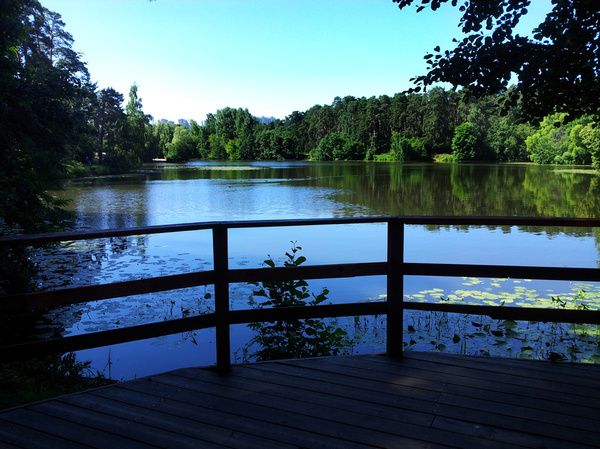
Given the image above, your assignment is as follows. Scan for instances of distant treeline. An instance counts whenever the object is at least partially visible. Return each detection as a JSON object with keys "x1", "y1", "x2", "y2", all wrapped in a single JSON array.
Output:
[{"x1": 150, "y1": 88, "x2": 599, "y2": 167}]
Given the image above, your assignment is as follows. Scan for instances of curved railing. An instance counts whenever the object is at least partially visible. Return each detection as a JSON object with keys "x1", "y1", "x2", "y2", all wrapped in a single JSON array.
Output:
[{"x1": 1, "y1": 216, "x2": 599, "y2": 371}]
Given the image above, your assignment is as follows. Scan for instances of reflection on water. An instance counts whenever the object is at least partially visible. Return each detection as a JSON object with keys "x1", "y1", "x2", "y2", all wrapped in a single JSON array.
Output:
[
  {"x1": 53, "y1": 161, "x2": 600, "y2": 227},
  {"x1": 31, "y1": 162, "x2": 600, "y2": 378}
]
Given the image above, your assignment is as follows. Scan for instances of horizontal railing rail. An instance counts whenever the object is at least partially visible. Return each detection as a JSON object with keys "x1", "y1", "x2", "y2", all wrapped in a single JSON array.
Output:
[{"x1": 1, "y1": 216, "x2": 599, "y2": 371}]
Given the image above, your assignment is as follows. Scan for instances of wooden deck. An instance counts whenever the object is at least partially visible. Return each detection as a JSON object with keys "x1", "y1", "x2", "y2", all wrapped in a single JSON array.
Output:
[{"x1": 1, "y1": 352, "x2": 599, "y2": 448}]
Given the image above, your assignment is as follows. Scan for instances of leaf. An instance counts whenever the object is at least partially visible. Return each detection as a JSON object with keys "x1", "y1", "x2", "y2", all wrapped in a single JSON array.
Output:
[
  {"x1": 453, "y1": 334, "x2": 461, "y2": 343},
  {"x1": 491, "y1": 330, "x2": 504, "y2": 337},
  {"x1": 295, "y1": 256, "x2": 307, "y2": 266}
]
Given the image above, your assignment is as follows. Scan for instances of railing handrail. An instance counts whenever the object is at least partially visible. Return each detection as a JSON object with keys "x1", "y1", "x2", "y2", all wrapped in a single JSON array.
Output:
[
  {"x1": 2, "y1": 215, "x2": 599, "y2": 245},
  {"x1": 1, "y1": 216, "x2": 600, "y2": 371}
]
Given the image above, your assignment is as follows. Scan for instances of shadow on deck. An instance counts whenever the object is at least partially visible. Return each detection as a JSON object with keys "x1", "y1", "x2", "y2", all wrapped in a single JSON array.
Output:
[{"x1": 1, "y1": 352, "x2": 599, "y2": 448}]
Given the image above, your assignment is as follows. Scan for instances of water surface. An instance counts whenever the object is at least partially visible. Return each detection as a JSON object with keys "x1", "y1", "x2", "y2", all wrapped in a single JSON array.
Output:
[{"x1": 38, "y1": 161, "x2": 600, "y2": 377}]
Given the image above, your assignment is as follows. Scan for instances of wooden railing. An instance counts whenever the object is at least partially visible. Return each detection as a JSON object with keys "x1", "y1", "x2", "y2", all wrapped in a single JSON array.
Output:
[{"x1": 1, "y1": 216, "x2": 600, "y2": 371}]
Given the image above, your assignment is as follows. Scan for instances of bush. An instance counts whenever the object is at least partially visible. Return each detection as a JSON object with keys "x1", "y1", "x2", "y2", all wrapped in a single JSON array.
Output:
[
  {"x1": 0, "y1": 353, "x2": 114, "y2": 409},
  {"x1": 452, "y1": 122, "x2": 478, "y2": 160},
  {"x1": 526, "y1": 114, "x2": 594, "y2": 165},
  {"x1": 390, "y1": 132, "x2": 427, "y2": 161},
  {"x1": 434, "y1": 153, "x2": 455, "y2": 163},
  {"x1": 66, "y1": 162, "x2": 92, "y2": 178},
  {"x1": 580, "y1": 123, "x2": 600, "y2": 168},
  {"x1": 310, "y1": 133, "x2": 365, "y2": 161},
  {"x1": 245, "y1": 243, "x2": 351, "y2": 361}
]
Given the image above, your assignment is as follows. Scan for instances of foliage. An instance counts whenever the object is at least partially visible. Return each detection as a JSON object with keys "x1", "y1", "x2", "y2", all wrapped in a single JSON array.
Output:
[
  {"x1": 124, "y1": 83, "x2": 152, "y2": 164},
  {"x1": 0, "y1": 352, "x2": 115, "y2": 409},
  {"x1": 0, "y1": 1, "x2": 158, "y2": 233},
  {"x1": 580, "y1": 123, "x2": 600, "y2": 169},
  {"x1": 400, "y1": 281, "x2": 600, "y2": 363},
  {"x1": 526, "y1": 114, "x2": 594, "y2": 164},
  {"x1": 488, "y1": 115, "x2": 532, "y2": 162},
  {"x1": 0, "y1": 0, "x2": 89, "y2": 233},
  {"x1": 452, "y1": 122, "x2": 478, "y2": 160},
  {"x1": 388, "y1": 132, "x2": 428, "y2": 161},
  {"x1": 94, "y1": 87, "x2": 125, "y2": 165},
  {"x1": 310, "y1": 132, "x2": 364, "y2": 161},
  {"x1": 166, "y1": 126, "x2": 196, "y2": 162},
  {"x1": 245, "y1": 244, "x2": 351, "y2": 361},
  {"x1": 190, "y1": 88, "x2": 538, "y2": 165},
  {"x1": 434, "y1": 153, "x2": 455, "y2": 163},
  {"x1": 394, "y1": 0, "x2": 600, "y2": 123}
]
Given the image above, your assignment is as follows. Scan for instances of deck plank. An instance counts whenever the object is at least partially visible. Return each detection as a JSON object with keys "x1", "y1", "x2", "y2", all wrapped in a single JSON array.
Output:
[
  {"x1": 321, "y1": 354, "x2": 600, "y2": 417},
  {"x1": 1, "y1": 352, "x2": 598, "y2": 449}
]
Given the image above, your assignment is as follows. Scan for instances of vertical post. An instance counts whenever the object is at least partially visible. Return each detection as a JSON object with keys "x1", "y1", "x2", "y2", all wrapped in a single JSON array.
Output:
[
  {"x1": 213, "y1": 225, "x2": 231, "y2": 372},
  {"x1": 387, "y1": 218, "x2": 404, "y2": 359}
]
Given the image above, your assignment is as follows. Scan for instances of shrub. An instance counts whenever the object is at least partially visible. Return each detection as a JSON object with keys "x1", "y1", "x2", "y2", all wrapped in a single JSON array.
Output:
[
  {"x1": 245, "y1": 243, "x2": 351, "y2": 361},
  {"x1": 452, "y1": 122, "x2": 478, "y2": 160}
]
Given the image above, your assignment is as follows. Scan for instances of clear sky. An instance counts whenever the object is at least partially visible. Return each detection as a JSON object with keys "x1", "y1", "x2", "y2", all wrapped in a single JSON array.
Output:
[{"x1": 41, "y1": 0, "x2": 552, "y2": 123}]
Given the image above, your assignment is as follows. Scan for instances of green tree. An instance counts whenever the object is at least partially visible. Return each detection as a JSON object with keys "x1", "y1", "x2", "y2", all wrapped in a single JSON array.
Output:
[
  {"x1": 452, "y1": 122, "x2": 478, "y2": 160},
  {"x1": 310, "y1": 133, "x2": 345, "y2": 161},
  {"x1": 206, "y1": 107, "x2": 237, "y2": 159},
  {"x1": 388, "y1": 132, "x2": 427, "y2": 161},
  {"x1": 565, "y1": 123, "x2": 592, "y2": 165},
  {"x1": 526, "y1": 114, "x2": 593, "y2": 165},
  {"x1": 166, "y1": 126, "x2": 196, "y2": 162},
  {"x1": 197, "y1": 113, "x2": 216, "y2": 159},
  {"x1": 125, "y1": 83, "x2": 151, "y2": 162},
  {"x1": 580, "y1": 123, "x2": 600, "y2": 169},
  {"x1": 153, "y1": 120, "x2": 177, "y2": 158},
  {"x1": 95, "y1": 87, "x2": 125, "y2": 165},
  {"x1": 0, "y1": 0, "x2": 91, "y2": 234},
  {"x1": 487, "y1": 92, "x2": 533, "y2": 162},
  {"x1": 282, "y1": 111, "x2": 308, "y2": 158},
  {"x1": 422, "y1": 86, "x2": 453, "y2": 153},
  {"x1": 394, "y1": 0, "x2": 600, "y2": 123},
  {"x1": 234, "y1": 108, "x2": 258, "y2": 160}
]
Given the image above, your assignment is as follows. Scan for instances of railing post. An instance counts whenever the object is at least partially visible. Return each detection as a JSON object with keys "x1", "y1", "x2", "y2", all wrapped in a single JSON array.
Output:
[
  {"x1": 213, "y1": 225, "x2": 231, "y2": 372},
  {"x1": 387, "y1": 218, "x2": 404, "y2": 359}
]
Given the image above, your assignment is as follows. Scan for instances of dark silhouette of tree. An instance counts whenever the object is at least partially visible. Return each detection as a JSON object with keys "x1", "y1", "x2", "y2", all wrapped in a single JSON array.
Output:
[
  {"x1": 0, "y1": 0, "x2": 92, "y2": 234},
  {"x1": 394, "y1": 0, "x2": 600, "y2": 122}
]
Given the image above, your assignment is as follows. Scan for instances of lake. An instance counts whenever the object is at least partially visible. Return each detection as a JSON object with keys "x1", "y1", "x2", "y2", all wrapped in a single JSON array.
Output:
[{"x1": 36, "y1": 161, "x2": 600, "y2": 377}]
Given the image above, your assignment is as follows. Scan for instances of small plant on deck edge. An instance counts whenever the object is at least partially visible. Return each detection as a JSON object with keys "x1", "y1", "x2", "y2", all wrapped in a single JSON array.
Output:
[{"x1": 244, "y1": 242, "x2": 351, "y2": 361}]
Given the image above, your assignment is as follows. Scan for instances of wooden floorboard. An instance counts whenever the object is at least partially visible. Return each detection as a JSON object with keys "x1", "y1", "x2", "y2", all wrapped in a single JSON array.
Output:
[{"x1": 1, "y1": 352, "x2": 599, "y2": 448}]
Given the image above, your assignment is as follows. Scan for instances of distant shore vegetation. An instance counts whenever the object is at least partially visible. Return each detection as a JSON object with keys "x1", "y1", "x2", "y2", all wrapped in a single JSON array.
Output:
[{"x1": 151, "y1": 94, "x2": 600, "y2": 168}]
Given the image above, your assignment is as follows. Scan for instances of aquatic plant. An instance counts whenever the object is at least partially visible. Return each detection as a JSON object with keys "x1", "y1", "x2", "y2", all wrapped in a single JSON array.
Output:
[
  {"x1": 0, "y1": 352, "x2": 115, "y2": 410},
  {"x1": 352, "y1": 279, "x2": 600, "y2": 363},
  {"x1": 243, "y1": 243, "x2": 352, "y2": 361}
]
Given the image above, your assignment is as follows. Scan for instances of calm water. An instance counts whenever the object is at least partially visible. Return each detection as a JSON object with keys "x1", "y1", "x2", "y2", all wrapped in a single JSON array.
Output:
[{"x1": 40, "y1": 161, "x2": 600, "y2": 378}]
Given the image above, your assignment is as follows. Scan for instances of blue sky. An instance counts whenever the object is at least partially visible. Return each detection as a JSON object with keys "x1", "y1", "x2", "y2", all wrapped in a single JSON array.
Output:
[{"x1": 42, "y1": 0, "x2": 552, "y2": 123}]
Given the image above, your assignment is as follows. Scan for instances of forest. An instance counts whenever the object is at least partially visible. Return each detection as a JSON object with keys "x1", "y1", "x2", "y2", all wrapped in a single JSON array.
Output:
[{"x1": 157, "y1": 93, "x2": 599, "y2": 167}]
